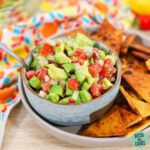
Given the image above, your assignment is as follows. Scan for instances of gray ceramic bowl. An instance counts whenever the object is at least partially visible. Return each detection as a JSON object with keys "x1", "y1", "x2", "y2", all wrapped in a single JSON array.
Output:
[{"x1": 22, "y1": 41, "x2": 121, "y2": 126}]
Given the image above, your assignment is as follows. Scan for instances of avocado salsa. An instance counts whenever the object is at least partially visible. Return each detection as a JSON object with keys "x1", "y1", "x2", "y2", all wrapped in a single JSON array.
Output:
[{"x1": 26, "y1": 33, "x2": 117, "y2": 104}]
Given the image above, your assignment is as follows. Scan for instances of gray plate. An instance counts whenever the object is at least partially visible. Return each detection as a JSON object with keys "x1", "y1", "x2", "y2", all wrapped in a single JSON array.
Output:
[{"x1": 19, "y1": 75, "x2": 150, "y2": 148}]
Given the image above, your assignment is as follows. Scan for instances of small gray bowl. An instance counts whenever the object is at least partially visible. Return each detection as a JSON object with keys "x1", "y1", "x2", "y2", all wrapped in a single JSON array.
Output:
[{"x1": 22, "y1": 42, "x2": 121, "y2": 126}]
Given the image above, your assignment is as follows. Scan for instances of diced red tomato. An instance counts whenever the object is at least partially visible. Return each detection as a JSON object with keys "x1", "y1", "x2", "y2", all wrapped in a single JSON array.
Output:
[
  {"x1": 39, "y1": 43, "x2": 54, "y2": 56},
  {"x1": 37, "y1": 68, "x2": 48, "y2": 81},
  {"x1": 71, "y1": 56, "x2": 78, "y2": 63},
  {"x1": 74, "y1": 48, "x2": 84, "y2": 57},
  {"x1": 78, "y1": 58, "x2": 85, "y2": 65},
  {"x1": 68, "y1": 78, "x2": 79, "y2": 90},
  {"x1": 99, "y1": 87, "x2": 105, "y2": 93},
  {"x1": 42, "y1": 81, "x2": 51, "y2": 93},
  {"x1": 68, "y1": 99, "x2": 75, "y2": 104},
  {"x1": 99, "y1": 59, "x2": 115, "y2": 79},
  {"x1": 90, "y1": 83, "x2": 101, "y2": 98},
  {"x1": 89, "y1": 65, "x2": 99, "y2": 77},
  {"x1": 73, "y1": 48, "x2": 88, "y2": 65},
  {"x1": 104, "y1": 58, "x2": 113, "y2": 67},
  {"x1": 100, "y1": 66, "x2": 115, "y2": 80},
  {"x1": 94, "y1": 61, "x2": 102, "y2": 72},
  {"x1": 26, "y1": 70, "x2": 36, "y2": 79},
  {"x1": 89, "y1": 62, "x2": 102, "y2": 77}
]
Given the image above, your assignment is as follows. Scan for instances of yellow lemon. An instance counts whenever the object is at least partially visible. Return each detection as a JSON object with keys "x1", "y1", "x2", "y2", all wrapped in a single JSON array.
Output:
[{"x1": 129, "y1": 0, "x2": 150, "y2": 15}]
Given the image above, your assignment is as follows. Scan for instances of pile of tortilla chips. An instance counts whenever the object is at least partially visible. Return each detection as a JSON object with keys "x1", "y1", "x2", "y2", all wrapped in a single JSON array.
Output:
[{"x1": 65, "y1": 19, "x2": 150, "y2": 138}]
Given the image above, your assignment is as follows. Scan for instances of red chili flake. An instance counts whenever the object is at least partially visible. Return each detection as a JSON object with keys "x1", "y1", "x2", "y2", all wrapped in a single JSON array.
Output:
[{"x1": 68, "y1": 99, "x2": 75, "y2": 104}]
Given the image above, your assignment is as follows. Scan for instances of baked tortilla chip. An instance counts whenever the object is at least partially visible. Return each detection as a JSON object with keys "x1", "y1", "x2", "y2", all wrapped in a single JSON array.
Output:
[
  {"x1": 118, "y1": 106, "x2": 142, "y2": 128},
  {"x1": 146, "y1": 58, "x2": 150, "y2": 71},
  {"x1": 80, "y1": 122, "x2": 99, "y2": 137},
  {"x1": 120, "y1": 86, "x2": 150, "y2": 118},
  {"x1": 126, "y1": 119, "x2": 150, "y2": 137},
  {"x1": 130, "y1": 42, "x2": 150, "y2": 55},
  {"x1": 123, "y1": 70, "x2": 150, "y2": 103},
  {"x1": 121, "y1": 34, "x2": 136, "y2": 54},
  {"x1": 81, "y1": 106, "x2": 126, "y2": 137},
  {"x1": 123, "y1": 55, "x2": 147, "y2": 73},
  {"x1": 132, "y1": 51, "x2": 150, "y2": 61},
  {"x1": 98, "y1": 19, "x2": 115, "y2": 32},
  {"x1": 91, "y1": 19, "x2": 123, "y2": 54}
]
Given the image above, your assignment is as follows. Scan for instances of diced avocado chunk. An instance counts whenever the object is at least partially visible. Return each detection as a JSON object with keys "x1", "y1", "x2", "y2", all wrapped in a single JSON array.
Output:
[
  {"x1": 76, "y1": 33, "x2": 94, "y2": 47},
  {"x1": 83, "y1": 60, "x2": 89, "y2": 67},
  {"x1": 47, "y1": 93, "x2": 59, "y2": 103},
  {"x1": 82, "y1": 81, "x2": 91, "y2": 90},
  {"x1": 59, "y1": 96, "x2": 71, "y2": 104},
  {"x1": 76, "y1": 95, "x2": 82, "y2": 104},
  {"x1": 89, "y1": 58, "x2": 94, "y2": 64},
  {"x1": 66, "y1": 83, "x2": 74, "y2": 96},
  {"x1": 75, "y1": 71, "x2": 86, "y2": 84},
  {"x1": 29, "y1": 76, "x2": 42, "y2": 89},
  {"x1": 87, "y1": 76, "x2": 95, "y2": 86},
  {"x1": 79, "y1": 90, "x2": 92, "y2": 102},
  {"x1": 102, "y1": 78, "x2": 113, "y2": 90},
  {"x1": 30, "y1": 59, "x2": 38, "y2": 70},
  {"x1": 63, "y1": 63, "x2": 75, "y2": 73},
  {"x1": 54, "y1": 52, "x2": 71, "y2": 64},
  {"x1": 54, "y1": 41, "x2": 64, "y2": 52},
  {"x1": 65, "y1": 41, "x2": 72, "y2": 51},
  {"x1": 80, "y1": 67, "x2": 91, "y2": 78},
  {"x1": 67, "y1": 50, "x2": 75, "y2": 56},
  {"x1": 48, "y1": 64, "x2": 68, "y2": 81},
  {"x1": 105, "y1": 54, "x2": 116, "y2": 65},
  {"x1": 50, "y1": 85, "x2": 63, "y2": 96},
  {"x1": 98, "y1": 50, "x2": 106, "y2": 60}
]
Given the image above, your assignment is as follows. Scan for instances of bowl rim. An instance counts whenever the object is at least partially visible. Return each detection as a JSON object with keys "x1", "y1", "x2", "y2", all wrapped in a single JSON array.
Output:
[{"x1": 22, "y1": 38, "x2": 122, "y2": 107}]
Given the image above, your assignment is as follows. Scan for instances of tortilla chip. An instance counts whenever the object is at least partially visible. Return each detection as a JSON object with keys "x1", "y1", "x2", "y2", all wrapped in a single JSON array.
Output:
[
  {"x1": 118, "y1": 106, "x2": 142, "y2": 128},
  {"x1": 121, "y1": 34, "x2": 136, "y2": 54},
  {"x1": 80, "y1": 122, "x2": 100, "y2": 137},
  {"x1": 132, "y1": 51, "x2": 150, "y2": 61},
  {"x1": 146, "y1": 58, "x2": 150, "y2": 71},
  {"x1": 122, "y1": 55, "x2": 147, "y2": 73},
  {"x1": 98, "y1": 19, "x2": 116, "y2": 32},
  {"x1": 130, "y1": 42, "x2": 150, "y2": 55},
  {"x1": 91, "y1": 19, "x2": 123, "y2": 54},
  {"x1": 123, "y1": 70, "x2": 150, "y2": 103},
  {"x1": 81, "y1": 106, "x2": 126, "y2": 137},
  {"x1": 126, "y1": 119, "x2": 150, "y2": 137},
  {"x1": 120, "y1": 86, "x2": 150, "y2": 118}
]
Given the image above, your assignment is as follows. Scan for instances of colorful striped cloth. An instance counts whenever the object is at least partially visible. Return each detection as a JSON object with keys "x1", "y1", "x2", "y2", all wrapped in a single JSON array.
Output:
[{"x1": 0, "y1": 0, "x2": 134, "y2": 113}]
